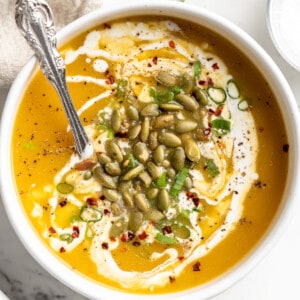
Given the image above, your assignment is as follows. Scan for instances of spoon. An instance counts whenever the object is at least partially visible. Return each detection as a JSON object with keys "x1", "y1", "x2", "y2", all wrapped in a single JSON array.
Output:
[{"x1": 15, "y1": 0, "x2": 93, "y2": 159}]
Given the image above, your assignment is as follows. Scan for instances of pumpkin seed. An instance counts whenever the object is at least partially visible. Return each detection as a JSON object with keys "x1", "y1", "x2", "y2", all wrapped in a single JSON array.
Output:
[
  {"x1": 128, "y1": 211, "x2": 143, "y2": 233},
  {"x1": 184, "y1": 176, "x2": 193, "y2": 190},
  {"x1": 153, "y1": 114, "x2": 175, "y2": 129},
  {"x1": 159, "y1": 103, "x2": 184, "y2": 111},
  {"x1": 123, "y1": 165, "x2": 144, "y2": 180},
  {"x1": 140, "y1": 103, "x2": 159, "y2": 117},
  {"x1": 140, "y1": 117, "x2": 150, "y2": 142},
  {"x1": 111, "y1": 202, "x2": 122, "y2": 216},
  {"x1": 105, "y1": 140, "x2": 123, "y2": 163},
  {"x1": 138, "y1": 171, "x2": 152, "y2": 188},
  {"x1": 172, "y1": 147, "x2": 186, "y2": 171},
  {"x1": 93, "y1": 166, "x2": 116, "y2": 189},
  {"x1": 180, "y1": 72, "x2": 194, "y2": 93},
  {"x1": 127, "y1": 124, "x2": 141, "y2": 140},
  {"x1": 118, "y1": 180, "x2": 131, "y2": 192},
  {"x1": 133, "y1": 142, "x2": 149, "y2": 164},
  {"x1": 134, "y1": 193, "x2": 149, "y2": 212},
  {"x1": 156, "y1": 70, "x2": 178, "y2": 87},
  {"x1": 167, "y1": 167, "x2": 176, "y2": 179},
  {"x1": 127, "y1": 105, "x2": 139, "y2": 121},
  {"x1": 175, "y1": 120, "x2": 198, "y2": 133},
  {"x1": 184, "y1": 139, "x2": 200, "y2": 162},
  {"x1": 111, "y1": 110, "x2": 121, "y2": 132},
  {"x1": 109, "y1": 218, "x2": 127, "y2": 237},
  {"x1": 158, "y1": 132, "x2": 181, "y2": 147},
  {"x1": 146, "y1": 188, "x2": 159, "y2": 200},
  {"x1": 157, "y1": 189, "x2": 169, "y2": 212},
  {"x1": 122, "y1": 191, "x2": 134, "y2": 208},
  {"x1": 145, "y1": 209, "x2": 164, "y2": 222},
  {"x1": 193, "y1": 87, "x2": 209, "y2": 106},
  {"x1": 102, "y1": 187, "x2": 119, "y2": 202},
  {"x1": 153, "y1": 145, "x2": 165, "y2": 164},
  {"x1": 104, "y1": 162, "x2": 121, "y2": 176},
  {"x1": 175, "y1": 94, "x2": 199, "y2": 111},
  {"x1": 96, "y1": 153, "x2": 112, "y2": 165},
  {"x1": 148, "y1": 131, "x2": 158, "y2": 150},
  {"x1": 147, "y1": 161, "x2": 161, "y2": 179}
]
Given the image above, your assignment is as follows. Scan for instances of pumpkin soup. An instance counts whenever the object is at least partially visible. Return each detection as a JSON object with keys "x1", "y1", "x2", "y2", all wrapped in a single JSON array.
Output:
[{"x1": 12, "y1": 17, "x2": 288, "y2": 294}]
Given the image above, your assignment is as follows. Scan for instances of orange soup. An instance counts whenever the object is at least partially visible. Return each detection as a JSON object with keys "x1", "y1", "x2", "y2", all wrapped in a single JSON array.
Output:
[{"x1": 12, "y1": 17, "x2": 288, "y2": 294}]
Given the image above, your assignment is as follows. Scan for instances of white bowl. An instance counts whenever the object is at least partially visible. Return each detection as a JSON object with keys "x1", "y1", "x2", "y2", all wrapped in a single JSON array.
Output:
[{"x1": 1, "y1": 1, "x2": 300, "y2": 299}]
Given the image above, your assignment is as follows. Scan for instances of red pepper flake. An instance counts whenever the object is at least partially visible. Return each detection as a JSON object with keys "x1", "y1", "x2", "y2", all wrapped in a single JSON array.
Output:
[
  {"x1": 169, "y1": 40, "x2": 176, "y2": 48},
  {"x1": 192, "y1": 197, "x2": 200, "y2": 207},
  {"x1": 162, "y1": 225, "x2": 172, "y2": 235},
  {"x1": 193, "y1": 261, "x2": 201, "y2": 271},
  {"x1": 208, "y1": 108, "x2": 215, "y2": 115},
  {"x1": 72, "y1": 226, "x2": 80, "y2": 238},
  {"x1": 207, "y1": 77, "x2": 214, "y2": 86},
  {"x1": 133, "y1": 241, "x2": 141, "y2": 247},
  {"x1": 105, "y1": 75, "x2": 115, "y2": 85},
  {"x1": 120, "y1": 233, "x2": 127, "y2": 242},
  {"x1": 199, "y1": 80, "x2": 206, "y2": 85},
  {"x1": 147, "y1": 63, "x2": 152, "y2": 67},
  {"x1": 109, "y1": 236, "x2": 116, "y2": 242},
  {"x1": 203, "y1": 128, "x2": 211, "y2": 136},
  {"x1": 58, "y1": 199, "x2": 67, "y2": 207},
  {"x1": 178, "y1": 256, "x2": 185, "y2": 262},
  {"x1": 103, "y1": 23, "x2": 111, "y2": 29},
  {"x1": 128, "y1": 231, "x2": 135, "y2": 241},
  {"x1": 138, "y1": 231, "x2": 148, "y2": 240},
  {"x1": 152, "y1": 56, "x2": 158, "y2": 65},
  {"x1": 114, "y1": 131, "x2": 127, "y2": 138},
  {"x1": 104, "y1": 209, "x2": 110, "y2": 216},
  {"x1": 186, "y1": 191, "x2": 197, "y2": 199},
  {"x1": 214, "y1": 105, "x2": 224, "y2": 116},
  {"x1": 100, "y1": 195, "x2": 106, "y2": 201},
  {"x1": 169, "y1": 276, "x2": 176, "y2": 283},
  {"x1": 49, "y1": 227, "x2": 56, "y2": 234},
  {"x1": 59, "y1": 247, "x2": 66, "y2": 253},
  {"x1": 101, "y1": 242, "x2": 109, "y2": 250},
  {"x1": 86, "y1": 197, "x2": 98, "y2": 207},
  {"x1": 212, "y1": 62, "x2": 219, "y2": 70}
]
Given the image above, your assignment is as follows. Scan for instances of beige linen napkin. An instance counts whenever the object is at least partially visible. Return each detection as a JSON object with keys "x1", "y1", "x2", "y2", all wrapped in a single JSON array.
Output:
[{"x1": 0, "y1": 0, "x2": 103, "y2": 88}]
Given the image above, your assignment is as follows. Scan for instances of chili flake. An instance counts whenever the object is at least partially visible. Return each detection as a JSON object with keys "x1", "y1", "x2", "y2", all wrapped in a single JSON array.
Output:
[
  {"x1": 169, "y1": 40, "x2": 176, "y2": 48},
  {"x1": 49, "y1": 227, "x2": 56, "y2": 234},
  {"x1": 101, "y1": 242, "x2": 109, "y2": 250},
  {"x1": 193, "y1": 261, "x2": 201, "y2": 271},
  {"x1": 59, "y1": 247, "x2": 66, "y2": 253}
]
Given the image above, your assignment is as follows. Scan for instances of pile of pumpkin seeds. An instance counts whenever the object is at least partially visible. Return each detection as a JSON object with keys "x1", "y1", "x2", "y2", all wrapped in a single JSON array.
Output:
[{"x1": 70, "y1": 64, "x2": 231, "y2": 243}]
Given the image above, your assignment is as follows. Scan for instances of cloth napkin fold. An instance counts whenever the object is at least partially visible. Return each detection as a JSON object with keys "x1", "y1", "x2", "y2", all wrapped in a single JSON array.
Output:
[{"x1": 0, "y1": 0, "x2": 103, "y2": 88}]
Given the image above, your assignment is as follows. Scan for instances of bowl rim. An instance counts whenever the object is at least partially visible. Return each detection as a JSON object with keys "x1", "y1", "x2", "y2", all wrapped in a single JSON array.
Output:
[{"x1": 1, "y1": 1, "x2": 300, "y2": 299}]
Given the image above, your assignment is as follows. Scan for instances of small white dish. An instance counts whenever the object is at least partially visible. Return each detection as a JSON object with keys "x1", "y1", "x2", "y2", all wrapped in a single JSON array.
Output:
[{"x1": 267, "y1": 0, "x2": 300, "y2": 71}]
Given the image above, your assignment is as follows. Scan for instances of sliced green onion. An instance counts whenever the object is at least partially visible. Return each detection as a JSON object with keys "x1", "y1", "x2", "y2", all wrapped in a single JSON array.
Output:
[
  {"x1": 23, "y1": 141, "x2": 36, "y2": 151},
  {"x1": 238, "y1": 98, "x2": 252, "y2": 111},
  {"x1": 80, "y1": 206, "x2": 103, "y2": 223},
  {"x1": 116, "y1": 79, "x2": 128, "y2": 98},
  {"x1": 169, "y1": 168, "x2": 189, "y2": 199},
  {"x1": 59, "y1": 233, "x2": 73, "y2": 244},
  {"x1": 70, "y1": 215, "x2": 79, "y2": 224},
  {"x1": 212, "y1": 119, "x2": 231, "y2": 131},
  {"x1": 156, "y1": 172, "x2": 168, "y2": 188},
  {"x1": 171, "y1": 224, "x2": 191, "y2": 239},
  {"x1": 56, "y1": 182, "x2": 74, "y2": 194},
  {"x1": 193, "y1": 60, "x2": 202, "y2": 78},
  {"x1": 204, "y1": 159, "x2": 220, "y2": 177},
  {"x1": 226, "y1": 79, "x2": 240, "y2": 99},
  {"x1": 128, "y1": 154, "x2": 138, "y2": 168},
  {"x1": 85, "y1": 223, "x2": 94, "y2": 240},
  {"x1": 97, "y1": 124, "x2": 115, "y2": 138},
  {"x1": 150, "y1": 88, "x2": 175, "y2": 104},
  {"x1": 207, "y1": 87, "x2": 227, "y2": 104},
  {"x1": 83, "y1": 170, "x2": 93, "y2": 180},
  {"x1": 155, "y1": 232, "x2": 177, "y2": 245}
]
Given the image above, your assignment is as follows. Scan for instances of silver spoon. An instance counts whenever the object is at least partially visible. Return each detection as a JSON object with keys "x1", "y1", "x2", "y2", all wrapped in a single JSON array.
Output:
[{"x1": 15, "y1": 0, "x2": 93, "y2": 159}]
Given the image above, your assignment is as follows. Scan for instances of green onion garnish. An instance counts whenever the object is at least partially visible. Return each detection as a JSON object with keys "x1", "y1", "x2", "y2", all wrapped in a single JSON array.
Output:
[
  {"x1": 56, "y1": 182, "x2": 74, "y2": 194},
  {"x1": 226, "y1": 79, "x2": 240, "y2": 99},
  {"x1": 169, "y1": 168, "x2": 189, "y2": 199},
  {"x1": 128, "y1": 154, "x2": 138, "y2": 168},
  {"x1": 155, "y1": 232, "x2": 177, "y2": 245},
  {"x1": 212, "y1": 118, "x2": 231, "y2": 131},
  {"x1": 156, "y1": 172, "x2": 168, "y2": 188},
  {"x1": 116, "y1": 79, "x2": 128, "y2": 98},
  {"x1": 238, "y1": 98, "x2": 252, "y2": 111},
  {"x1": 193, "y1": 60, "x2": 202, "y2": 78},
  {"x1": 207, "y1": 87, "x2": 227, "y2": 104},
  {"x1": 204, "y1": 159, "x2": 220, "y2": 177},
  {"x1": 80, "y1": 206, "x2": 103, "y2": 223},
  {"x1": 59, "y1": 233, "x2": 73, "y2": 244}
]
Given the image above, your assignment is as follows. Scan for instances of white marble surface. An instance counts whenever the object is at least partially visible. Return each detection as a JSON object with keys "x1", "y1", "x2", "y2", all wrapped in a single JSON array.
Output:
[{"x1": 0, "y1": 0, "x2": 300, "y2": 299}]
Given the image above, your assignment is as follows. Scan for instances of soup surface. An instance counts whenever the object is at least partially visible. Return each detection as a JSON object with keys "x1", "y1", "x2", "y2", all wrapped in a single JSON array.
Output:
[{"x1": 12, "y1": 17, "x2": 289, "y2": 294}]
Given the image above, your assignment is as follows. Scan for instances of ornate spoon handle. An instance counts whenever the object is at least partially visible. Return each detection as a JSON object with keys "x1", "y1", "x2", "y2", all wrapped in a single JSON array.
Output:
[{"x1": 15, "y1": 0, "x2": 93, "y2": 158}]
